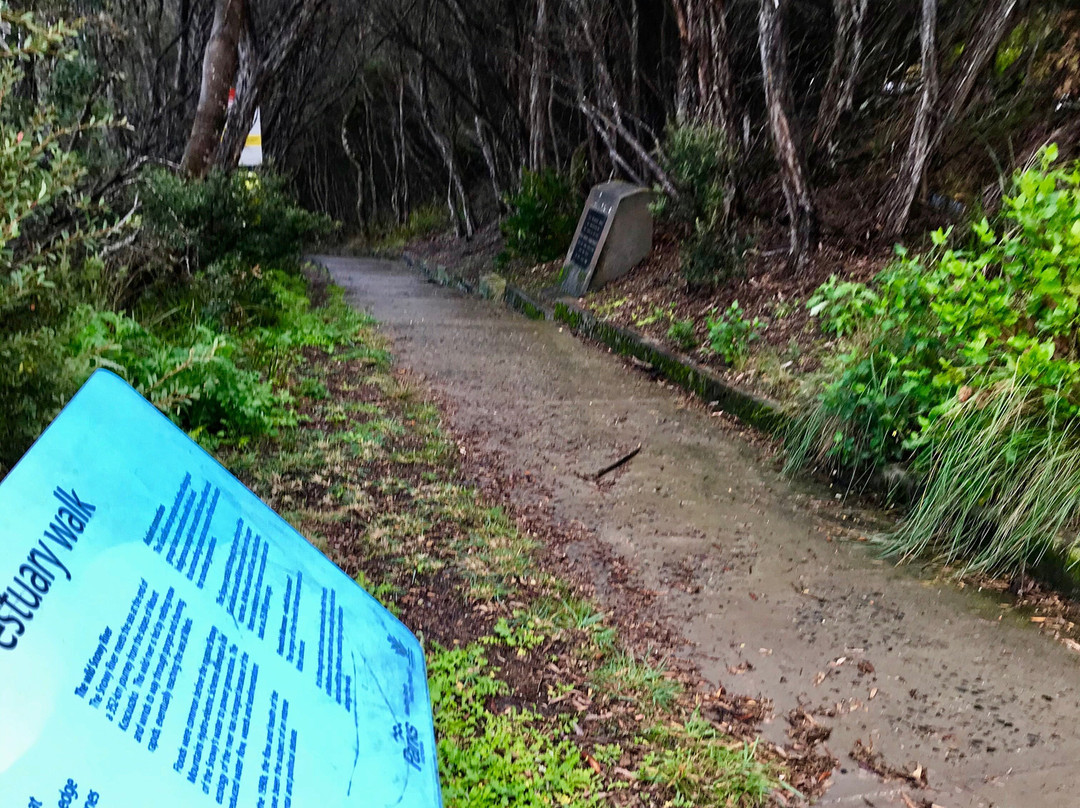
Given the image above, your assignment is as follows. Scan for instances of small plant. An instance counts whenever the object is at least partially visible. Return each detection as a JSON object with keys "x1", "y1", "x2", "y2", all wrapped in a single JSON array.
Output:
[
  {"x1": 807, "y1": 274, "x2": 880, "y2": 337},
  {"x1": 592, "y1": 650, "x2": 682, "y2": 712},
  {"x1": 680, "y1": 224, "x2": 749, "y2": 291},
  {"x1": 428, "y1": 643, "x2": 603, "y2": 807},
  {"x1": 667, "y1": 318, "x2": 699, "y2": 352},
  {"x1": 639, "y1": 715, "x2": 776, "y2": 807},
  {"x1": 501, "y1": 169, "x2": 582, "y2": 262},
  {"x1": 706, "y1": 302, "x2": 764, "y2": 367},
  {"x1": 634, "y1": 304, "x2": 676, "y2": 328}
]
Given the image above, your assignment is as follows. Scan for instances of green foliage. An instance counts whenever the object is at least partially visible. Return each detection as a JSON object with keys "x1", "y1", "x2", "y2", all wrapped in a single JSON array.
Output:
[
  {"x1": 792, "y1": 146, "x2": 1080, "y2": 575},
  {"x1": 501, "y1": 169, "x2": 581, "y2": 263},
  {"x1": 429, "y1": 643, "x2": 603, "y2": 807},
  {"x1": 368, "y1": 204, "x2": 450, "y2": 253},
  {"x1": 592, "y1": 650, "x2": 682, "y2": 712},
  {"x1": 706, "y1": 302, "x2": 763, "y2": 367},
  {"x1": 667, "y1": 318, "x2": 698, "y2": 351},
  {"x1": 142, "y1": 168, "x2": 335, "y2": 273},
  {"x1": 654, "y1": 125, "x2": 747, "y2": 290},
  {"x1": 806, "y1": 275, "x2": 880, "y2": 337},
  {"x1": 71, "y1": 308, "x2": 291, "y2": 438},
  {"x1": 639, "y1": 717, "x2": 775, "y2": 808},
  {"x1": 654, "y1": 124, "x2": 733, "y2": 228},
  {"x1": 0, "y1": 321, "x2": 93, "y2": 471},
  {"x1": 879, "y1": 379, "x2": 1080, "y2": 574},
  {"x1": 0, "y1": 10, "x2": 129, "y2": 472},
  {"x1": 680, "y1": 223, "x2": 749, "y2": 292}
]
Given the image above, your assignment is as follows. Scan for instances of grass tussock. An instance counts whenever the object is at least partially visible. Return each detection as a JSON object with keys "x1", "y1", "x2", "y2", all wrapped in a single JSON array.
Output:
[{"x1": 881, "y1": 379, "x2": 1080, "y2": 577}]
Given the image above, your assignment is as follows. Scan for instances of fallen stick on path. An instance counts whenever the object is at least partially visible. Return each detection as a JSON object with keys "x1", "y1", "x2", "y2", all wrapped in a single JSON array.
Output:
[{"x1": 594, "y1": 444, "x2": 642, "y2": 481}]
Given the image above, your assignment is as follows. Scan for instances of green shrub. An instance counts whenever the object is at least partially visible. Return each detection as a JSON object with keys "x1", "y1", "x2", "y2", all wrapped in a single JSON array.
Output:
[
  {"x1": 806, "y1": 275, "x2": 880, "y2": 337},
  {"x1": 666, "y1": 318, "x2": 698, "y2": 352},
  {"x1": 501, "y1": 169, "x2": 581, "y2": 262},
  {"x1": 790, "y1": 146, "x2": 1080, "y2": 576},
  {"x1": 680, "y1": 223, "x2": 749, "y2": 292},
  {"x1": 0, "y1": 10, "x2": 127, "y2": 470},
  {"x1": 71, "y1": 308, "x2": 290, "y2": 438},
  {"x1": 142, "y1": 168, "x2": 335, "y2": 273},
  {"x1": 654, "y1": 124, "x2": 747, "y2": 290},
  {"x1": 654, "y1": 124, "x2": 734, "y2": 228},
  {"x1": 0, "y1": 323, "x2": 93, "y2": 473},
  {"x1": 706, "y1": 301, "x2": 763, "y2": 367}
]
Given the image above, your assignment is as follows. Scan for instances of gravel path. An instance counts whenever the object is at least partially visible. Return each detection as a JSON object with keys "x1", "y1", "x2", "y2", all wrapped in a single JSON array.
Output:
[{"x1": 324, "y1": 255, "x2": 1079, "y2": 808}]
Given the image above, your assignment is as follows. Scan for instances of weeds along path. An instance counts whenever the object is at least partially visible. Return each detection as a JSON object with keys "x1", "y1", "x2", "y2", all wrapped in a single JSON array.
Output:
[{"x1": 322, "y1": 256, "x2": 1080, "y2": 808}]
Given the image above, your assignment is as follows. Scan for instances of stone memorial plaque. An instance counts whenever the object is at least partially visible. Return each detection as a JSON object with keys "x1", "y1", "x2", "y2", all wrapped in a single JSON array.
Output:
[
  {"x1": 561, "y1": 181, "x2": 653, "y2": 298},
  {"x1": 0, "y1": 370, "x2": 441, "y2": 808}
]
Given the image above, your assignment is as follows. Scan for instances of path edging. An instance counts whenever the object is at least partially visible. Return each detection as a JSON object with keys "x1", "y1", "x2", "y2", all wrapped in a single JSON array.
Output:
[
  {"x1": 402, "y1": 252, "x2": 789, "y2": 435},
  {"x1": 398, "y1": 251, "x2": 1080, "y2": 595}
]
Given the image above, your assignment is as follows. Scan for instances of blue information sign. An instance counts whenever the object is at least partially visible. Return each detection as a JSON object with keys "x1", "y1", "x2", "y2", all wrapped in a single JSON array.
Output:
[{"x1": 0, "y1": 370, "x2": 442, "y2": 808}]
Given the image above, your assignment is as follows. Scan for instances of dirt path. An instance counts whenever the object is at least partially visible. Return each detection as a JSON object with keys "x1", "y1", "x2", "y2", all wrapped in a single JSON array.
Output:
[{"x1": 323, "y1": 256, "x2": 1079, "y2": 808}]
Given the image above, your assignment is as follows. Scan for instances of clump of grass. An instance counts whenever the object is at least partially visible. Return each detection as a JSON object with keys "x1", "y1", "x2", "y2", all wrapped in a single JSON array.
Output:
[
  {"x1": 880, "y1": 379, "x2": 1080, "y2": 577},
  {"x1": 592, "y1": 649, "x2": 683, "y2": 712},
  {"x1": 639, "y1": 715, "x2": 777, "y2": 807}
]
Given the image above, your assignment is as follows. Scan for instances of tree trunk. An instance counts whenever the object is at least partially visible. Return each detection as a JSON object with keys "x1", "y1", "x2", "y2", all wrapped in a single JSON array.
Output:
[
  {"x1": 930, "y1": 0, "x2": 1026, "y2": 155},
  {"x1": 759, "y1": 0, "x2": 817, "y2": 273},
  {"x1": 414, "y1": 75, "x2": 474, "y2": 239},
  {"x1": 881, "y1": 0, "x2": 938, "y2": 237},
  {"x1": 527, "y1": 0, "x2": 548, "y2": 171},
  {"x1": 340, "y1": 106, "x2": 366, "y2": 231},
  {"x1": 181, "y1": 0, "x2": 243, "y2": 177},
  {"x1": 217, "y1": 2, "x2": 258, "y2": 170},
  {"x1": 214, "y1": 0, "x2": 329, "y2": 171},
  {"x1": 669, "y1": 0, "x2": 737, "y2": 145},
  {"x1": 884, "y1": 0, "x2": 1025, "y2": 235},
  {"x1": 813, "y1": 0, "x2": 869, "y2": 159}
]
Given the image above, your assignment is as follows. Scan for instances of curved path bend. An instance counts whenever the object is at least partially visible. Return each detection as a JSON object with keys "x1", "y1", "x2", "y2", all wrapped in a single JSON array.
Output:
[{"x1": 323, "y1": 256, "x2": 1079, "y2": 808}]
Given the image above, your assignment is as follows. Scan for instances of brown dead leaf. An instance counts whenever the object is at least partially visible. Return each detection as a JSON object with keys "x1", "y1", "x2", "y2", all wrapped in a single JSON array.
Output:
[{"x1": 583, "y1": 753, "x2": 602, "y2": 774}]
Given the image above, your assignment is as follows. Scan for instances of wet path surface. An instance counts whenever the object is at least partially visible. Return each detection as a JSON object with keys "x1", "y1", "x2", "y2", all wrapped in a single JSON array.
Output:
[{"x1": 323, "y1": 256, "x2": 1079, "y2": 807}]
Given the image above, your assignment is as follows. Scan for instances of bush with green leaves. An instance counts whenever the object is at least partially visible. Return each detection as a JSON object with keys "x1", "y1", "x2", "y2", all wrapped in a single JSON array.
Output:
[
  {"x1": 667, "y1": 317, "x2": 698, "y2": 352},
  {"x1": 500, "y1": 169, "x2": 582, "y2": 262},
  {"x1": 791, "y1": 146, "x2": 1080, "y2": 576},
  {"x1": 680, "y1": 222, "x2": 749, "y2": 292},
  {"x1": 0, "y1": 10, "x2": 128, "y2": 472},
  {"x1": 653, "y1": 124, "x2": 748, "y2": 291},
  {"x1": 806, "y1": 275, "x2": 880, "y2": 337},
  {"x1": 71, "y1": 308, "x2": 290, "y2": 438},
  {"x1": 654, "y1": 124, "x2": 733, "y2": 228},
  {"x1": 142, "y1": 168, "x2": 335, "y2": 273},
  {"x1": 706, "y1": 301, "x2": 763, "y2": 367}
]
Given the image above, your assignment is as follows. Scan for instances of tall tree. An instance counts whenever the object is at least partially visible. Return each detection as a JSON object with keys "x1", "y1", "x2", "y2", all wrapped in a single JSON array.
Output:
[
  {"x1": 181, "y1": 0, "x2": 243, "y2": 177},
  {"x1": 884, "y1": 0, "x2": 1026, "y2": 235},
  {"x1": 813, "y1": 0, "x2": 869, "y2": 160},
  {"x1": 759, "y1": 0, "x2": 817, "y2": 272},
  {"x1": 881, "y1": 0, "x2": 937, "y2": 236}
]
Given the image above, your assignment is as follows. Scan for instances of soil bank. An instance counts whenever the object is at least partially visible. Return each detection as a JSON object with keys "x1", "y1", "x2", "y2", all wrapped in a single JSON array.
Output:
[{"x1": 322, "y1": 255, "x2": 1080, "y2": 808}]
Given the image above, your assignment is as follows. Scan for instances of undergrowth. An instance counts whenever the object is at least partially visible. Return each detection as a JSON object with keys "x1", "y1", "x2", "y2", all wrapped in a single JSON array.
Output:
[{"x1": 791, "y1": 145, "x2": 1080, "y2": 578}]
